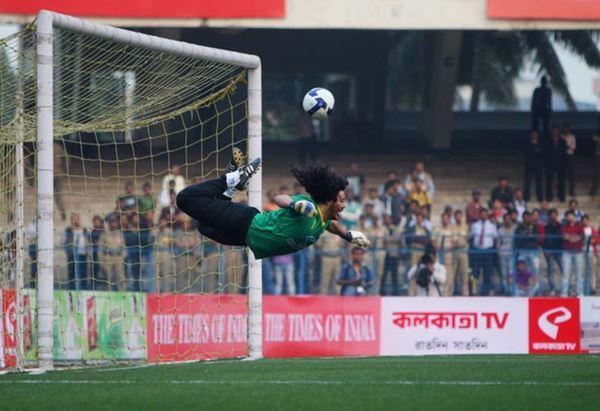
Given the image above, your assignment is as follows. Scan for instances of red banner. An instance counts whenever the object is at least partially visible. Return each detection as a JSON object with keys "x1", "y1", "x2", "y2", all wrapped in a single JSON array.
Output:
[
  {"x1": 0, "y1": 1, "x2": 285, "y2": 19},
  {"x1": 529, "y1": 298, "x2": 580, "y2": 354},
  {"x1": 488, "y1": 0, "x2": 600, "y2": 21},
  {"x1": 147, "y1": 294, "x2": 248, "y2": 363},
  {"x1": 1, "y1": 290, "x2": 17, "y2": 369},
  {"x1": 263, "y1": 296, "x2": 380, "y2": 358}
]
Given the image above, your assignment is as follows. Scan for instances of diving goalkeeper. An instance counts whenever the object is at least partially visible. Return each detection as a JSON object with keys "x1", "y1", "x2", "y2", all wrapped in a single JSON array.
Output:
[{"x1": 176, "y1": 150, "x2": 371, "y2": 259}]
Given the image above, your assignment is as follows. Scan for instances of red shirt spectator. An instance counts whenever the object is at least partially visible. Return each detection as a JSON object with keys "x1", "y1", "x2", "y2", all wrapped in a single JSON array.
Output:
[
  {"x1": 466, "y1": 189, "x2": 482, "y2": 225},
  {"x1": 561, "y1": 214, "x2": 583, "y2": 252}
]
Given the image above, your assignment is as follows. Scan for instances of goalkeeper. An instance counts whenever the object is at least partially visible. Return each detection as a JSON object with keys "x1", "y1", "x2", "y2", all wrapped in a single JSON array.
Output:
[{"x1": 176, "y1": 151, "x2": 371, "y2": 259}]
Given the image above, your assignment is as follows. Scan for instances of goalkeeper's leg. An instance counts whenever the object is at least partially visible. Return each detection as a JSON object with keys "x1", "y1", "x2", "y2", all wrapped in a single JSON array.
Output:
[{"x1": 176, "y1": 177, "x2": 258, "y2": 246}]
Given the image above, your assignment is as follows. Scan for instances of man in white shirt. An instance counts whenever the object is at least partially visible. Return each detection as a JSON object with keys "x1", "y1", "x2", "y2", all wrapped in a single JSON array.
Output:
[
  {"x1": 470, "y1": 208, "x2": 498, "y2": 295},
  {"x1": 160, "y1": 164, "x2": 186, "y2": 207}
]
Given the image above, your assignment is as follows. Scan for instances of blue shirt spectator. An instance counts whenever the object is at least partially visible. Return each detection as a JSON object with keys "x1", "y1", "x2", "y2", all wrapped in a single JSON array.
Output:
[{"x1": 337, "y1": 247, "x2": 374, "y2": 296}]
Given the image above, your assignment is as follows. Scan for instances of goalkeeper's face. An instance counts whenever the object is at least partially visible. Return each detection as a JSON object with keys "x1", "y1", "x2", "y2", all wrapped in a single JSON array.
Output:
[{"x1": 329, "y1": 190, "x2": 346, "y2": 220}]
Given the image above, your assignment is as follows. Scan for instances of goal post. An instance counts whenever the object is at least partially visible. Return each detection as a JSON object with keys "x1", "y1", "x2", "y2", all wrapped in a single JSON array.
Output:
[{"x1": 2, "y1": 10, "x2": 263, "y2": 370}]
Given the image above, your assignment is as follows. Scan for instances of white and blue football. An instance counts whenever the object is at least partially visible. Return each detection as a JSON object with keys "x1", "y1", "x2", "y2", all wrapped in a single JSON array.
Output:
[{"x1": 302, "y1": 87, "x2": 335, "y2": 120}]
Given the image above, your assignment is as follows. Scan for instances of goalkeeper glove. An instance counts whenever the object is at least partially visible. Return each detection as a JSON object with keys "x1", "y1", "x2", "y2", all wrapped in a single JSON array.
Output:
[
  {"x1": 288, "y1": 200, "x2": 316, "y2": 217},
  {"x1": 344, "y1": 230, "x2": 371, "y2": 248}
]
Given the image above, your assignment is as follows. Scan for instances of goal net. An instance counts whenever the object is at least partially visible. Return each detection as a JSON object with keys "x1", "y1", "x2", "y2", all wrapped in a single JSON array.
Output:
[{"x1": 0, "y1": 11, "x2": 262, "y2": 370}]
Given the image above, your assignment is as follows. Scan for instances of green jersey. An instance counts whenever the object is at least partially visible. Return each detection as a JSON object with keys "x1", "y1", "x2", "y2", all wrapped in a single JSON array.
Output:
[{"x1": 246, "y1": 194, "x2": 331, "y2": 259}]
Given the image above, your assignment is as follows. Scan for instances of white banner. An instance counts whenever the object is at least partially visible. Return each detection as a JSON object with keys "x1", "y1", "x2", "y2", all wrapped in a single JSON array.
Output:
[
  {"x1": 380, "y1": 297, "x2": 528, "y2": 355},
  {"x1": 580, "y1": 297, "x2": 600, "y2": 353}
]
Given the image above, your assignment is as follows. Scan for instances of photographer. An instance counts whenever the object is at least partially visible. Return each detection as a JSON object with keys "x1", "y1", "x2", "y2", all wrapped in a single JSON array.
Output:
[
  {"x1": 336, "y1": 246, "x2": 374, "y2": 296},
  {"x1": 407, "y1": 252, "x2": 447, "y2": 297}
]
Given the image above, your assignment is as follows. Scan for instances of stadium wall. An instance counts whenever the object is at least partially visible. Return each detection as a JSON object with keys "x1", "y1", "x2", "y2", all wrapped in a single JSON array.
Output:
[{"x1": 1, "y1": 292, "x2": 599, "y2": 369}]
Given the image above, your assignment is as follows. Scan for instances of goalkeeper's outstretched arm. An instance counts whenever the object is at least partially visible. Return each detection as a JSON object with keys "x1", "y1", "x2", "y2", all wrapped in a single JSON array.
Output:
[{"x1": 328, "y1": 220, "x2": 371, "y2": 248}]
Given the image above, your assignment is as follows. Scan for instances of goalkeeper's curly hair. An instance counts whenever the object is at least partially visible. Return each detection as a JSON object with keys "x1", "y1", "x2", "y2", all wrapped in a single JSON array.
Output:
[{"x1": 290, "y1": 164, "x2": 348, "y2": 204}]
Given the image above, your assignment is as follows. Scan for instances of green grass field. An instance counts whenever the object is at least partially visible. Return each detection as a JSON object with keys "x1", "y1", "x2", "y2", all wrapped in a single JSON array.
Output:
[{"x1": 1, "y1": 356, "x2": 599, "y2": 410}]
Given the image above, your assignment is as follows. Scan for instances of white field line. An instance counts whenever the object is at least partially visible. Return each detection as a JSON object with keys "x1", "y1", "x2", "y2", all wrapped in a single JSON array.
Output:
[{"x1": 0, "y1": 380, "x2": 599, "y2": 386}]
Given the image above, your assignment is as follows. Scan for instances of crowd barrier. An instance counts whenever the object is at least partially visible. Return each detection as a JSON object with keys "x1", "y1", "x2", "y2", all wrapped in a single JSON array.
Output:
[{"x1": 1, "y1": 292, "x2": 599, "y2": 368}]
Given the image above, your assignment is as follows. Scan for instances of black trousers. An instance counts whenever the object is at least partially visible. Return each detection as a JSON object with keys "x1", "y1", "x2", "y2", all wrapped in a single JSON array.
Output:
[
  {"x1": 524, "y1": 166, "x2": 543, "y2": 202},
  {"x1": 545, "y1": 167, "x2": 566, "y2": 202},
  {"x1": 565, "y1": 156, "x2": 575, "y2": 197},
  {"x1": 176, "y1": 178, "x2": 259, "y2": 246},
  {"x1": 531, "y1": 111, "x2": 550, "y2": 140}
]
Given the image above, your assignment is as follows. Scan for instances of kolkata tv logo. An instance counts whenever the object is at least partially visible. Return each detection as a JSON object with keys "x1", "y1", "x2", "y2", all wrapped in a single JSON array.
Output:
[{"x1": 537, "y1": 306, "x2": 572, "y2": 340}]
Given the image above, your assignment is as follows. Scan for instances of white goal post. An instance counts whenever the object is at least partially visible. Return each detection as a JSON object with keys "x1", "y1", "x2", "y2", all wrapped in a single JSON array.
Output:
[{"x1": 34, "y1": 10, "x2": 263, "y2": 370}]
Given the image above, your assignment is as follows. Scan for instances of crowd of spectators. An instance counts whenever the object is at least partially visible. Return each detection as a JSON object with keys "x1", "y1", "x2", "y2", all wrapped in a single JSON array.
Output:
[
  {"x1": 260, "y1": 152, "x2": 598, "y2": 298},
  {"x1": 17, "y1": 120, "x2": 598, "y2": 298}
]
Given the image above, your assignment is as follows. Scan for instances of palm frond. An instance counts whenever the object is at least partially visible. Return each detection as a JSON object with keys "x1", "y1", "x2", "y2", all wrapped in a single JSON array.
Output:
[
  {"x1": 553, "y1": 31, "x2": 600, "y2": 68},
  {"x1": 522, "y1": 31, "x2": 576, "y2": 110}
]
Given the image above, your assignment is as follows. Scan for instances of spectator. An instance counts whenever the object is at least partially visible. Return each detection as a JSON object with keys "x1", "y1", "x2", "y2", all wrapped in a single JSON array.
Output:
[
  {"x1": 403, "y1": 167, "x2": 418, "y2": 194},
  {"x1": 538, "y1": 200, "x2": 550, "y2": 226},
  {"x1": 380, "y1": 214, "x2": 403, "y2": 296},
  {"x1": 173, "y1": 217, "x2": 201, "y2": 292},
  {"x1": 490, "y1": 177, "x2": 514, "y2": 208},
  {"x1": 545, "y1": 125, "x2": 567, "y2": 202},
  {"x1": 368, "y1": 216, "x2": 387, "y2": 289},
  {"x1": 565, "y1": 199, "x2": 584, "y2": 222},
  {"x1": 123, "y1": 213, "x2": 151, "y2": 292},
  {"x1": 406, "y1": 211, "x2": 432, "y2": 269},
  {"x1": 317, "y1": 231, "x2": 343, "y2": 295},
  {"x1": 514, "y1": 259, "x2": 540, "y2": 297},
  {"x1": 362, "y1": 203, "x2": 378, "y2": 228},
  {"x1": 405, "y1": 199, "x2": 420, "y2": 228},
  {"x1": 470, "y1": 208, "x2": 497, "y2": 296},
  {"x1": 542, "y1": 209, "x2": 562, "y2": 295},
  {"x1": 531, "y1": 75, "x2": 552, "y2": 139},
  {"x1": 524, "y1": 129, "x2": 544, "y2": 202},
  {"x1": 159, "y1": 179, "x2": 177, "y2": 208},
  {"x1": 415, "y1": 162, "x2": 435, "y2": 199},
  {"x1": 340, "y1": 189, "x2": 362, "y2": 229},
  {"x1": 561, "y1": 210, "x2": 584, "y2": 296},
  {"x1": 100, "y1": 215, "x2": 125, "y2": 291},
  {"x1": 408, "y1": 179, "x2": 432, "y2": 213},
  {"x1": 433, "y1": 212, "x2": 454, "y2": 296},
  {"x1": 581, "y1": 215, "x2": 597, "y2": 295},
  {"x1": 337, "y1": 247, "x2": 374, "y2": 296},
  {"x1": 514, "y1": 211, "x2": 541, "y2": 286},
  {"x1": 138, "y1": 181, "x2": 156, "y2": 225},
  {"x1": 407, "y1": 253, "x2": 446, "y2": 297},
  {"x1": 272, "y1": 253, "x2": 296, "y2": 295},
  {"x1": 378, "y1": 170, "x2": 399, "y2": 197},
  {"x1": 90, "y1": 215, "x2": 105, "y2": 290},
  {"x1": 591, "y1": 118, "x2": 600, "y2": 197},
  {"x1": 451, "y1": 210, "x2": 470, "y2": 296},
  {"x1": 490, "y1": 199, "x2": 507, "y2": 223},
  {"x1": 512, "y1": 188, "x2": 527, "y2": 223},
  {"x1": 63, "y1": 213, "x2": 89, "y2": 290},
  {"x1": 363, "y1": 187, "x2": 386, "y2": 220},
  {"x1": 159, "y1": 190, "x2": 184, "y2": 230},
  {"x1": 466, "y1": 189, "x2": 482, "y2": 226},
  {"x1": 345, "y1": 162, "x2": 365, "y2": 200},
  {"x1": 561, "y1": 123, "x2": 576, "y2": 197},
  {"x1": 160, "y1": 164, "x2": 186, "y2": 206},
  {"x1": 497, "y1": 213, "x2": 515, "y2": 295},
  {"x1": 118, "y1": 181, "x2": 138, "y2": 213},
  {"x1": 381, "y1": 180, "x2": 405, "y2": 225}
]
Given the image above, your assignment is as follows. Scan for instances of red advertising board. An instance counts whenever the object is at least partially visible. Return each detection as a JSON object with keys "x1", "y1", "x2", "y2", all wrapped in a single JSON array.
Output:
[
  {"x1": 263, "y1": 296, "x2": 380, "y2": 358},
  {"x1": 0, "y1": 1, "x2": 285, "y2": 19},
  {"x1": 529, "y1": 298, "x2": 580, "y2": 354},
  {"x1": 1, "y1": 290, "x2": 17, "y2": 369},
  {"x1": 488, "y1": 0, "x2": 600, "y2": 21},
  {"x1": 147, "y1": 294, "x2": 248, "y2": 363}
]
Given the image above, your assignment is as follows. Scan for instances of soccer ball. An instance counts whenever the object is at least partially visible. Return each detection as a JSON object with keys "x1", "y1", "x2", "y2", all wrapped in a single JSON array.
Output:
[{"x1": 302, "y1": 87, "x2": 335, "y2": 119}]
